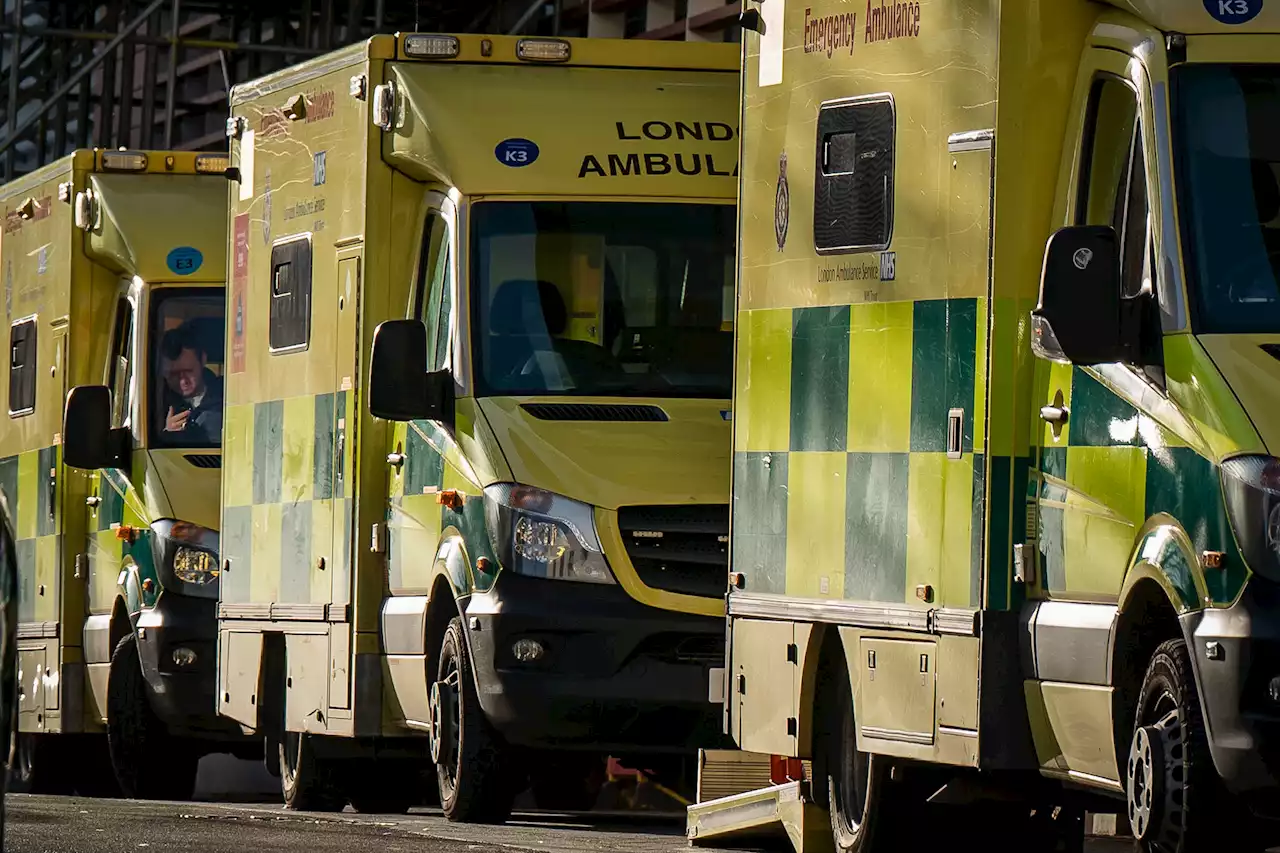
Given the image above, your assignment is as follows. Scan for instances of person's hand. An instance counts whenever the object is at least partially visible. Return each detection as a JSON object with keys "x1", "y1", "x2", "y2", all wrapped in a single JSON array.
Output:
[{"x1": 165, "y1": 406, "x2": 189, "y2": 432}]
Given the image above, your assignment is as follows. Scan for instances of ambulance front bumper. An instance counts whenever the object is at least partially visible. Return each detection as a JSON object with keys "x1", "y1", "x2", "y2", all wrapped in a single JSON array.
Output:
[
  {"x1": 1187, "y1": 574, "x2": 1280, "y2": 814},
  {"x1": 135, "y1": 593, "x2": 245, "y2": 741},
  {"x1": 463, "y1": 572, "x2": 728, "y2": 753}
]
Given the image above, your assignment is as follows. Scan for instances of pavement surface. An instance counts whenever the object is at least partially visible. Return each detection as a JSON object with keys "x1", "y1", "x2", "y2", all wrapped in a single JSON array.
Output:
[{"x1": 4, "y1": 795, "x2": 1138, "y2": 853}]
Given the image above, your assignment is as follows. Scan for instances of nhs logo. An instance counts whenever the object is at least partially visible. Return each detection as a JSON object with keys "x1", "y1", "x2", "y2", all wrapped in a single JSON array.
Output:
[
  {"x1": 1206, "y1": 0, "x2": 1263, "y2": 24},
  {"x1": 495, "y1": 138, "x2": 540, "y2": 168}
]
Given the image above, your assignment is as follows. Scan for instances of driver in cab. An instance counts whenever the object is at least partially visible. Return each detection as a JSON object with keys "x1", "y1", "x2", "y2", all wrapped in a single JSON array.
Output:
[{"x1": 159, "y1": 322, "x2": 224, "y2": 443}]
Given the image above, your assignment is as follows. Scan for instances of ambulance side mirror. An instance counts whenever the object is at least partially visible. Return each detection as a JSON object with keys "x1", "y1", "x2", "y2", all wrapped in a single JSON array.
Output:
[
  {"x1": 1032, "y1": 225, "x2": 1126, "y2": 366},
  {"x1": 368, "y1": 320, "x2": 454, "y2": 425},
  {"x1": 63, "y1": 386, "x2": 129, "y2": 470}
]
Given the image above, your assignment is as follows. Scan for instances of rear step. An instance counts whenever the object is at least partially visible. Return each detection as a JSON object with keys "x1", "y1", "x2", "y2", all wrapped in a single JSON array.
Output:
[{"x1": 687, "y1": 750, "x2": 831, "y2": 852}]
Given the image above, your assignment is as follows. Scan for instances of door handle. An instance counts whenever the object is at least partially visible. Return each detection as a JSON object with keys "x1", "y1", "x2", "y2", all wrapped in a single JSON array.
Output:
[
  {"x1": 85, "y1": 495, "x2": 101, "y2": 508},
  {"x1": 1039, "y1": 405, "x2": 1069, "y2": 425},
  {"x1": 386, "y1": 452, "x2": 405, "y2": 469}
]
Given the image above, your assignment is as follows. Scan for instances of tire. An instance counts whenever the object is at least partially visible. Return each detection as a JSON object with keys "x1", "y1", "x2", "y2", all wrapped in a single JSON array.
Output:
[
  {"x1": 821, "y1": 660, "x2": 914, "y2": 853},
  {"x1": 107, "y1": 635, "x2": 198, "y2": 800},
  {"x1": 434, "y1": 617, "x2": 514, "y2": 823},
  {"x1": 279, "y1": 732, "x2": 345, "y2": 812},
  {"x1": 1127, "y1": 638, "x2": 1262, "y2": 853},
  {"x1": 529, "y1": 754, "x2": 606, "y2": 812},
  {"x1": 345, "y1": 760, "x2": 426, "y2": 815}
]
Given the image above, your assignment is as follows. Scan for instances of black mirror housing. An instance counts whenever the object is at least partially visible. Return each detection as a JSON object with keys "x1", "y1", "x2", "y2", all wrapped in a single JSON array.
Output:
[
  {"x1": 63, "y1": 386, "x2": 129, "y2": 470},
  {"x1": 368, "y1": 320, "x2": 454, "y2": 424},
  {"x1": 1032, "y1": 225, "x2": 1126, "y2": 366}
]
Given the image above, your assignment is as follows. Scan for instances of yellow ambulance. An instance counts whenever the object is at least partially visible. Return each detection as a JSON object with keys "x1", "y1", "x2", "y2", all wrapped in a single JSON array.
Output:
[
  {"x1": 216, "y1": 33, "x2": 739, "y2": 820},
  {"x1": 690, "y1": 1, "x2": 1280, "y2": 852},
  {"x1": 3, "y1": 149, "x2": 245, "y2": 799}
]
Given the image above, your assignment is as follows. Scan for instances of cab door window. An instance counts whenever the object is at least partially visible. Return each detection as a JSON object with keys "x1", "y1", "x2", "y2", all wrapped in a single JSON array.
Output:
[
  {"x1": 1076, "y1": 74, "x2": 1150, "y2": 299},
  {"x1": 108, "y1": 297, "x2": 134, "y2": 429},
  {"x1": 414, "y1": 212, "x2": 453, "y2": 372}
]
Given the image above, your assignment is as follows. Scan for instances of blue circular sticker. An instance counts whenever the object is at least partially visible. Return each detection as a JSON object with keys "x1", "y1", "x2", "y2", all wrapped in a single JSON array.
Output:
[
  {"x1": 495, "y1": 138, "x2": 539, "y2": 168},
  {"x1": 1205, "y1": 0, "x2": 1262, "y2": 24},
  {"x1": 167, "y1": 246, "x2": 203, "y2": 276}
]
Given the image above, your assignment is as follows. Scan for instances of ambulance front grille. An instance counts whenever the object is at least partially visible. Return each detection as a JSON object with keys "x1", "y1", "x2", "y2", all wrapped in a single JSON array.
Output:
[
  {"x1": 521, "y1": 403, "x2": 669, "y2": 422},
  {"x1": 616, "y1": 504, "x2": 729, "y2": 598}
]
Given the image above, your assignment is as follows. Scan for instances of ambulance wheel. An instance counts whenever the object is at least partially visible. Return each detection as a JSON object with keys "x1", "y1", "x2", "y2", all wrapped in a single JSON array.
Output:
[
  {"x1": 434, "y1": 617, "x2": 514, "y2": 823},
  {"x1": 822, "y1": 666, "x2": 913, "y2": 853},
  {"x1": 1127, "y1": 639, "x2": 1262, "y2": 853},
  {"x1": 11, "y1": 733, "x2": 74, "y2": 795},
  {"x1": 529, "y1": 754, "x2": 606, "y2": 812},
  {"x1": 280, "y1": 732, "x2": 345, "y2": 812},
  {"x1": 345, "y1": 759, "x2": 425, "y2": 814},
  {"x1": 107, "y1": 634, "x2": 199, "y2": 800}
]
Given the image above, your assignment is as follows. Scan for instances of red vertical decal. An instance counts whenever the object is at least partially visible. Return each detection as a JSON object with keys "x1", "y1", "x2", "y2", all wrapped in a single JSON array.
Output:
[{"x1": 230, "y1": 212, "x2": 249, "y2": 374}]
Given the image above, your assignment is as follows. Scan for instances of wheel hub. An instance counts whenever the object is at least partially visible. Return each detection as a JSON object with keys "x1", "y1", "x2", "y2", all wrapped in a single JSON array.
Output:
[
  {"x1": 428, "y1": 681, "x2": 445, "y2": 764},
  {"x1": 1126, "y1": 710, "x2": 1186, "y2": 849},
  {"x1": 1127, "y1": 725, "x2": 1162, "y2": 840}
]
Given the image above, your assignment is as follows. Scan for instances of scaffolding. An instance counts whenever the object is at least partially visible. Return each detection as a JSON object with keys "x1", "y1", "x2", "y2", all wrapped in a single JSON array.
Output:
[{"x1": 0, "y1": 0, "x2": 739, "y2": 181}]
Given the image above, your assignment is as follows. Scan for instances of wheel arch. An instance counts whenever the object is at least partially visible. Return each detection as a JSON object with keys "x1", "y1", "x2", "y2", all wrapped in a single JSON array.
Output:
[{"x1": 1110, "y1": 569, "x2": 1189, "y2": 784}]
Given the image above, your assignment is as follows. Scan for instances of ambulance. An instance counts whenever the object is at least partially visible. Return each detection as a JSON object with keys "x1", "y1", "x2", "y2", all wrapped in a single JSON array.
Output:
[
  {"x1": 689, "y1": 1, "x2": 1280, "y2": 852},
  {"x1": 2, "y1": 149, "x2": 242, "y2": 799},
  {"x1": 216, "y1": 33, "x2": 739, "y2": 820}
]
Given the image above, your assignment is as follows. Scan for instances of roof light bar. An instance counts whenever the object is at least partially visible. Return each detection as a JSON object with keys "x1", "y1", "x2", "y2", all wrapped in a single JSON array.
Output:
[
  {"x1": 101, "y1": 150, "x2": 148, "y2": 172},
  {"x1": 516, "y1": 38, "x2": 571, "y2": 63},
  {"x1": 195, "y1": 155, "x2": 230, "y2": 174},
  {"x1": 404, "y1": 34, "x2": 460, "y2": 59}
]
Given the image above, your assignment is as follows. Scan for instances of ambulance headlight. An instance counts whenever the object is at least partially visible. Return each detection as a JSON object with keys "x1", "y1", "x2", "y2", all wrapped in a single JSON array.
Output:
[
  {"x1": 1220, "y1": 455, "x2": 1280, "y2": 582},
  {"x1": 173, "y1": 547, "x2": 219, "y2": 585},
  {"x1": 483, "y1": 484, "x2": 614, "y2": 584},
  {"x1": 151, "y1": 519, "x2": 221, "y2": 598}
]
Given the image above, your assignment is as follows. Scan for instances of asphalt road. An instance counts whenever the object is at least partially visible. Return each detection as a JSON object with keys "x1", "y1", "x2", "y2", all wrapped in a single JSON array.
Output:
[{"x1": 5, "y1": 795, "x2": 1137, "y2": 853}]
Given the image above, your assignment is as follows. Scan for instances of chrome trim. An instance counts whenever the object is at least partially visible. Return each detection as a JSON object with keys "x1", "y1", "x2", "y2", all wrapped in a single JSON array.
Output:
[
  {"x1": 933, "y1": 608, "x2": 980, "y2": 637},
  {"x1": 730, "y1": 593, "x2": 929, "y2": 631},
  {"x1": 730, "y1": 593, "x2": 980, "y2": 637},
  {"x1": 947, "y1": 129, "x2": 994, "y2": 153},
  {"x1": 861, "y1": 725, "x2": 934, "y2": 746},
  {"x1": 938, "y1": 725, "x2": 979, "y2": 739},
  {"x1": 1026, "y1": 600, "x2": 1117, "y2": 686},
  {"x1": 381, "y1": 595, "x2": 428, "y2": 656},
  {"x1": 16, "y1": 621, "x2": 58, "y2": 640},
  {"x1": 219, "y1": 603, "x2": 273, "y2": 620},
  {"x1": 1041, "y1": 767, "x2": 1124, "y2": 794},
  {"x1": 269, "y1": 603, "x2": 328, "y2": 622}
]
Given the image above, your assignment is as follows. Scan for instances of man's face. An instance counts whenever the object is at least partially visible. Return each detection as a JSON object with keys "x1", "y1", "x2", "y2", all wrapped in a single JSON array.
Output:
[{"x1": 163, "y1": 348, "x2": 206, "y2": 399}]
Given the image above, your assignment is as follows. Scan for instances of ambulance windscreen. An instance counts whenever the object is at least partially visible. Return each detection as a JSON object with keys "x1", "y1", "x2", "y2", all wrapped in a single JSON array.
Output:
[
  {"x1": 150, "y1": 289, "x2": 226, "y2": 448},
  {"x1": 1175, "y1": 64, "x2": 1280, "y2": 334},
  {"x1": 470, "y1": 201, "x2": 734, "y2": 399}
]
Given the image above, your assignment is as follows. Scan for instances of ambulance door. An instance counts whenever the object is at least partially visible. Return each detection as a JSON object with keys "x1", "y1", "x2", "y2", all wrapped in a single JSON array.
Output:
[
  {"x1": 382, "y1": 194, "x2": 453, "y2": 725},
  {"x1": 386, "y1": 196, "x2": 453, "y2": 600},
  {"x1": 83, "y1": 290, "x2": 135, "y2": 720},
  {"x1": 329, "y1": 245, "x2": 361, "y2": 712},
  {"x1": 1031, "y1": 53, "x2": 1153, "y2": 603},
  {"x1": 1027, "y1": 48, "x2": 1156, "y2": 782}
]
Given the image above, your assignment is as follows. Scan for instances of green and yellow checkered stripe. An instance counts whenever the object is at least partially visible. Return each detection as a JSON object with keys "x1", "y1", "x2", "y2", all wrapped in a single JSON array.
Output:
[
  {"x1": 384, "y1": 417, "x2": 497, "y2": 596},
  {"x1": 1035, "y1": 365, "x2": 1244, "y2": 606},
  {"x1": 0, "y1": 447, "x2": 61, "y2": 625},
  {"x1": 221, "y1": 392, "x2": 354, "y2": 607},
  {"x1": 733, "y1": 298, "x2": 988, "y2": 610}
]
